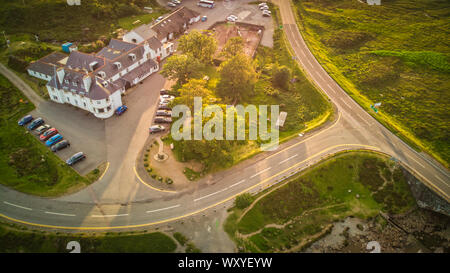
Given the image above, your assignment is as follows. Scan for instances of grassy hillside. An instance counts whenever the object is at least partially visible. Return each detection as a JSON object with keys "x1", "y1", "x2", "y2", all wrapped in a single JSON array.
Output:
[
  {"x1": 225, "y1": 151, "x2": 416, "y2": 252},
  {"x1": 0, "y1": 0, "x2": 165, "y2": 42},
  {"x1": 0, "y1": 222, "x2": 177, "y2": 253},
  {"x1": 292, "y1": 0, "x2": 450, "y2": 166}
]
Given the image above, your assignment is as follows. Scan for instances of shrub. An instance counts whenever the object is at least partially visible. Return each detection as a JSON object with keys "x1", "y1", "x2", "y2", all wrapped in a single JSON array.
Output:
[
  {"x1": 144, "y1": 163, "x2": 149, "y2": 167},
  {"x1": 272, "y1": 64, "x2": 291, "y2": 90},
  {"x1": 173, "y1": 232, "x2": 188, "y2": 246},
  {"x1": 234, "y1": 193, "x2": 254, "y2": 209}
]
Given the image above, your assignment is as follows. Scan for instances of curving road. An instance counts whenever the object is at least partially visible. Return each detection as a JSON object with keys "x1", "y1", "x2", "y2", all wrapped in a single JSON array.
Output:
[{"x1": 0, "y1": 0, "x2": 448, "y2": 230}]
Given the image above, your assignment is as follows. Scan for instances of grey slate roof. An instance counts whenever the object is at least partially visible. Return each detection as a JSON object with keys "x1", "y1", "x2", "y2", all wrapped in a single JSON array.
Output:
[
  {"x1": 151, "y1": 7, "x2": 200, "y2": 41},
  {"x1": 65, "y1": 51, "x2": 105, "y2": 72},
  {"x1": 26, "y1": 52, "x2": 68, "y2": 77},
  {"x1": 147, "y1": 36, "x2": 163, "y2": 51},
  {"x1": 96, "y1": 39, "x2": 138, "y2": 60},
  {"x1": 132, "y1": 24, "x2": 158, "y2": 41}
]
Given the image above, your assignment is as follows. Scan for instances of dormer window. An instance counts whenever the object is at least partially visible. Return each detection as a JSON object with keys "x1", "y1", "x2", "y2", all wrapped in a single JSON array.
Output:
[
  {"x1": 97, "y1": 71, "x2": 106, "y2": 78},
  {"x1": 64, "y1": 79, "x2": 69, "y2": 84},
  {"x1": 73, "y1": 81, "x2": 77, "y2": 87},
  {"x1": 102, "y1": 81, "x2": 108, "y2": 88},
  {"x1": 114, "y1": 62, "x2": 122, "y2": 69},
  {"x1": 129, "y1": 53, "x2": 136, "y2": 61}
]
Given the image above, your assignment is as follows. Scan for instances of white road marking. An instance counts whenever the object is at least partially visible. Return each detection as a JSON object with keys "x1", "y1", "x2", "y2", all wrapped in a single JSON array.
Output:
[
  {"x1": 146, "y1": 204, "x2": 180, "y2": 213},
  {"x1": 91, "y1": 214, "x2": 128, "y2": 218},
  {"x1": 409, "y1": 157, "x2": 425, "y2": 168},
  {"x1": 250, "y1": 167, "x2": 272, "y2": 179},
  {"x1": 340, "y1": 99, "x2": 352, "y2": 109},
  {"x1": 434, "y1": 175, "x2": 446, "y2": 183},
  {"x1": 45, "y1": 211, "x2": 76, "y2": 217},
  {"x1": 194, "y1": 188, "x2": 227, "y2": 202},
  {"x1": 228, "y1": 179, "x2": 246, "y2": 188},
  {"x1": 3, "y1": 201, "x2": 32, "y2": 211},
  {"x1": 278, "y1": 154, "x2": 299, "y2": 165}
]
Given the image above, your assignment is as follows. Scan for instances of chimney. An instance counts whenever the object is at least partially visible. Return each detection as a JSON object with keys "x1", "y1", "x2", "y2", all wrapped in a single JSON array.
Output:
[
  {"x1": 83, "y1": 75, "x2": 92, "y2": 92},
  {"x1": 56, "y1": 68, "x2": 65, "y2": 85}
]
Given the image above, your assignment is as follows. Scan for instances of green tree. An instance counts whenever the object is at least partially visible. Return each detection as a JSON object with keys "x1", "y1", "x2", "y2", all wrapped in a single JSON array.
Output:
[
  {"x1": 272, "y1": 64, "x2": 291, "y2": 90},
  {"x1": 174, "y1": 79, "x2": 215, "y2": 111},
  {"x1": 216, "y1": 53, "x2": 257, "y2": 103},
  {"x1": 234, "y1": 193, "x2": 254, "y2": 209},
  {"x1": 220, "y1": 36, "x2": 244, "y2": 59},
  {"x1": 160, "y1": 54, "x2": 203, "y2": 84},
  {"x1": 178, "y1": 30, "x2": 217, "y2": 64}
]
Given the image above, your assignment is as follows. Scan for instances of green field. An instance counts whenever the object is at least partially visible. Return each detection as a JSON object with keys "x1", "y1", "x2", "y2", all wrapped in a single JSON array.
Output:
[
  {"x1": 224, "y1": 151, "x2": 416, "y2": 252},
  {"x1": 292, "y1": 0, "x2": 450, "y2": 166},
  {"x1": 0, "y1": 222, "x2": 177, "y2": 253},
  {"x1": 0, "y1": 74, "x2": 100, "y2": 196}
]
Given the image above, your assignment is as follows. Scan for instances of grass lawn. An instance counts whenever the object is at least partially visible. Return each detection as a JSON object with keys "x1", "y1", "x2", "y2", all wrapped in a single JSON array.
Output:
[
  {"x1": 0, "y1": 74, "x2": 100, "y2": 196},
  {"x1": 292, "y1": 0, "x2": 450, "y2": 166},
  {"x1": 224, "y1": 151, "x2": 416, "y2": 252},
  {"x1": 0, "y1": 222, "x2": 177, "y2": 253}
]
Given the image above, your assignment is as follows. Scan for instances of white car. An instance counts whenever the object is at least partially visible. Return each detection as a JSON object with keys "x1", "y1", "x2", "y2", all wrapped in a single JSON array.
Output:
[
  {"x1": 160, "y1": 95, "x2": 175, "y2": 101},
  {"x1": 258, "y1": 2, "x2": 268, "y2": 7},
  {"x1": 227, "y1": 15, "x2": 238, "y2": 22},
  {"x1": 260, "y1": 5, "x2": 269, "y2": 10},
  {"x1": 263, "y1": 9, "x2": 271, "y2": 14}
]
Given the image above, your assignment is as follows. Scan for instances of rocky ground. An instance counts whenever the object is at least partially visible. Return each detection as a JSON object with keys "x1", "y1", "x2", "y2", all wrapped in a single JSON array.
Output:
[{"x1": 305, "y1": 208, "x2": 449, "y2": 253}]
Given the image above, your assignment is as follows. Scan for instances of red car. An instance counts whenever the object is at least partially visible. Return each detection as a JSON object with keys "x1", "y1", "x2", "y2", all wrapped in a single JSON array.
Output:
[{"x1": 40, "y1": 128, "x2": 58, "y2": 141}]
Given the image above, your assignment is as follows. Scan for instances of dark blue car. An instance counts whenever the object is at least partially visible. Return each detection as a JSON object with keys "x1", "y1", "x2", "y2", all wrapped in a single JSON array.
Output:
[
  {"x1": 45, "y1": 134, "x2": 63, "y2": 147},
  {"x1": 18, "y1": 115, "x2": 33, "y2": 126},
  {"x1": 115, "y1": 105, "x2": 128, "y2": 116},
  {"x1": 27, "y1": 117, "x2": 44, "y2": 130}
]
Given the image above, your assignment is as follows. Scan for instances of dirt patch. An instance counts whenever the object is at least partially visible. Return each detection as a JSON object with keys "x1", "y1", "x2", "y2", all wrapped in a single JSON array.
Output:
[{"x1": 210, "y1": 22, "x2": 264, "y2": 60}]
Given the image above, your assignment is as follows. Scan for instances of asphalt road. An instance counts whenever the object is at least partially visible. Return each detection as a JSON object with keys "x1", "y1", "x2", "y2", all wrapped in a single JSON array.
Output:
[{"x1": 0, "y1": 0, "x2": 448, "y2": 230}]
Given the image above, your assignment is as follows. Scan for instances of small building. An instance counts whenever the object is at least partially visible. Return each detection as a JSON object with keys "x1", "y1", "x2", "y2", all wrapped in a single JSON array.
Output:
[
  {"x1": 67, "y1": 0, "x2": 81, "y2": 6},
  {"x1": 26, "y1": 52, "x2": 68, "y2": 81},
  {"x1": 367, "y1": 0, "x2": 381, "y2": 5}
]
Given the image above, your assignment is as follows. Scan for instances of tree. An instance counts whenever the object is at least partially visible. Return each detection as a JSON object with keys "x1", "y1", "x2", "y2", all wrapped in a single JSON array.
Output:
[
  {"x1": 216, "y1": 53, "x2": 257, "y2": 103},
  {"x1": 174, "y1": 79, "x2": 215, "y2": 111},
  {"x1": 272, "y1": 64, "x2": 291, "y2": 90},
  {"x1": 220, "y1": 36, "x2": 244, "y2": 59},
  {"x1": 160, "y1": 54, "x2": 203, "y2": 84},
  {"x1": 234, "y1": 193, "x2": 254, "y2": 209},
  {"x1": 178, "y1": 30, "x2": 217, "y2": 64}
]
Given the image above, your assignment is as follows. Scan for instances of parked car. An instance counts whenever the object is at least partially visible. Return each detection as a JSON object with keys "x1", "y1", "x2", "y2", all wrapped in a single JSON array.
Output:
[
  {"x1": 115, "y1": 105, "x2": 128, "y2": 116},
  {"x1": 172, "y1": 0, "x2": 181, "y2": 4},
  {"x1": 66, "y1": 152, "x2": 86, "y2": 166},
  {"x1": 227, "y1": 15, "x2": 238, "y2": 22},
  {"x1": 156, "y1": 110, "x2": 172, "y2": 117},
  {"x1": 262, "y1": 9, "x2": 271, "y2": 14},
  {"x1": 155, "y1": 16, "x2": 164, "y2": 23},
  {"x1": 40, "y1": 128, "x2": 58, "y2": 141},
  {"x1": 158, "y1": 104, "x2": 172, "y2": 111},
  {"x1": 154, "y1": 117, "x2": 172, "y2": 124},
  {"x1": 160, "y1": 89, "x2": 169, "y2": 95},
  {"x1": 149, "y1": 125, "x2": 165, "y2": 134},
  {"x1": 45, "y1": 134, "x2": 63, "y2": 147},
  {"x1": 260, "y1": 5, "x2": 269, "y2": 10},
  {"x1": 201, "y1": 15, "x2": 208, "y2": 22},
  {"x1": 160, "y1": 95, "x2": 175, "y2": 101},
  {"x1": 34, "y1": 124, "x2": 51, "y2": 135},
  {"x1": 258, "y1": 2, "x2": 268, "y2": 7},
  {"x1": 51, "y1": 139, "x2": 70, "y2": 152},
  {"x1": 168, "y1": 2, "x2": 176, "y2": 7},
  {"x1": 27, "y1": 117, "x2": 44, "y2": 130},
  {"x1": 262, "y1": 10, "x2": 271, "y2": 17},
  {"x1": 18, "y1": 115, "x2": 33, "y2": 126}
]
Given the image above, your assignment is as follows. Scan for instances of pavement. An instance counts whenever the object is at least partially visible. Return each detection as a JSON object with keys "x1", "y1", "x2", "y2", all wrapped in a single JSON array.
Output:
[{"x1": 0, "y1": 0, "x2": 448, "y2": 246}]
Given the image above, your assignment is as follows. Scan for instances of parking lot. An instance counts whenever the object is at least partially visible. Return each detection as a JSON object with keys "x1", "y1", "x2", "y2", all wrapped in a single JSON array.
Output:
[{"x1": 29, "y1": 100, "x2": 106, "y2": 175}]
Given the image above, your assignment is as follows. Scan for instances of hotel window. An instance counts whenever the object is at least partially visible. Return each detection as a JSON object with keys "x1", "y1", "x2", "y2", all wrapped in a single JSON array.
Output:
[
  {"x1": 53, "y1": 96, "x2": 58, "y2": 100},
  {"x1": 98, "y1": 108, "x2": 104, "y2": 113}
]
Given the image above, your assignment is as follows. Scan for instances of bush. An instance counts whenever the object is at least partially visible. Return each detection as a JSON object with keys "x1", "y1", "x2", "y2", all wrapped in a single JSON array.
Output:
[
  {"x1": 324, "y1": 31, "x2": 372, "y2": 50},
  {"x1": 144, "y1": 163, "x2": 149, "y2": 167},
  {"x1": 173, "y1": 232, "x2": 188, "y2": 246},
  {"x1": 272, "y1": 64, "x2": 291, "y2": 90},
  {"x1": 8, "y1": 55, "x2": 28, "y2": 73},
  {"x1": 234, "y1": 193, "x2": 255, "y2": 209}
]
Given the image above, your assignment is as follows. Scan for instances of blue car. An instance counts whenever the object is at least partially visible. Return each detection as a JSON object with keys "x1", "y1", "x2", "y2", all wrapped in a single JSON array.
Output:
[
  {"x1": 27, "y1": 117, "x2": 44, "y2": 130},
  {"x1": 18, "y1": 115, "x2": 33, "y2": 126},
  {"x1": 115, "y1": 105, "x2": 128, "y2": 116},
  {"x1": 45, "y1": 134, "x2": 63, "y2": 147}
]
